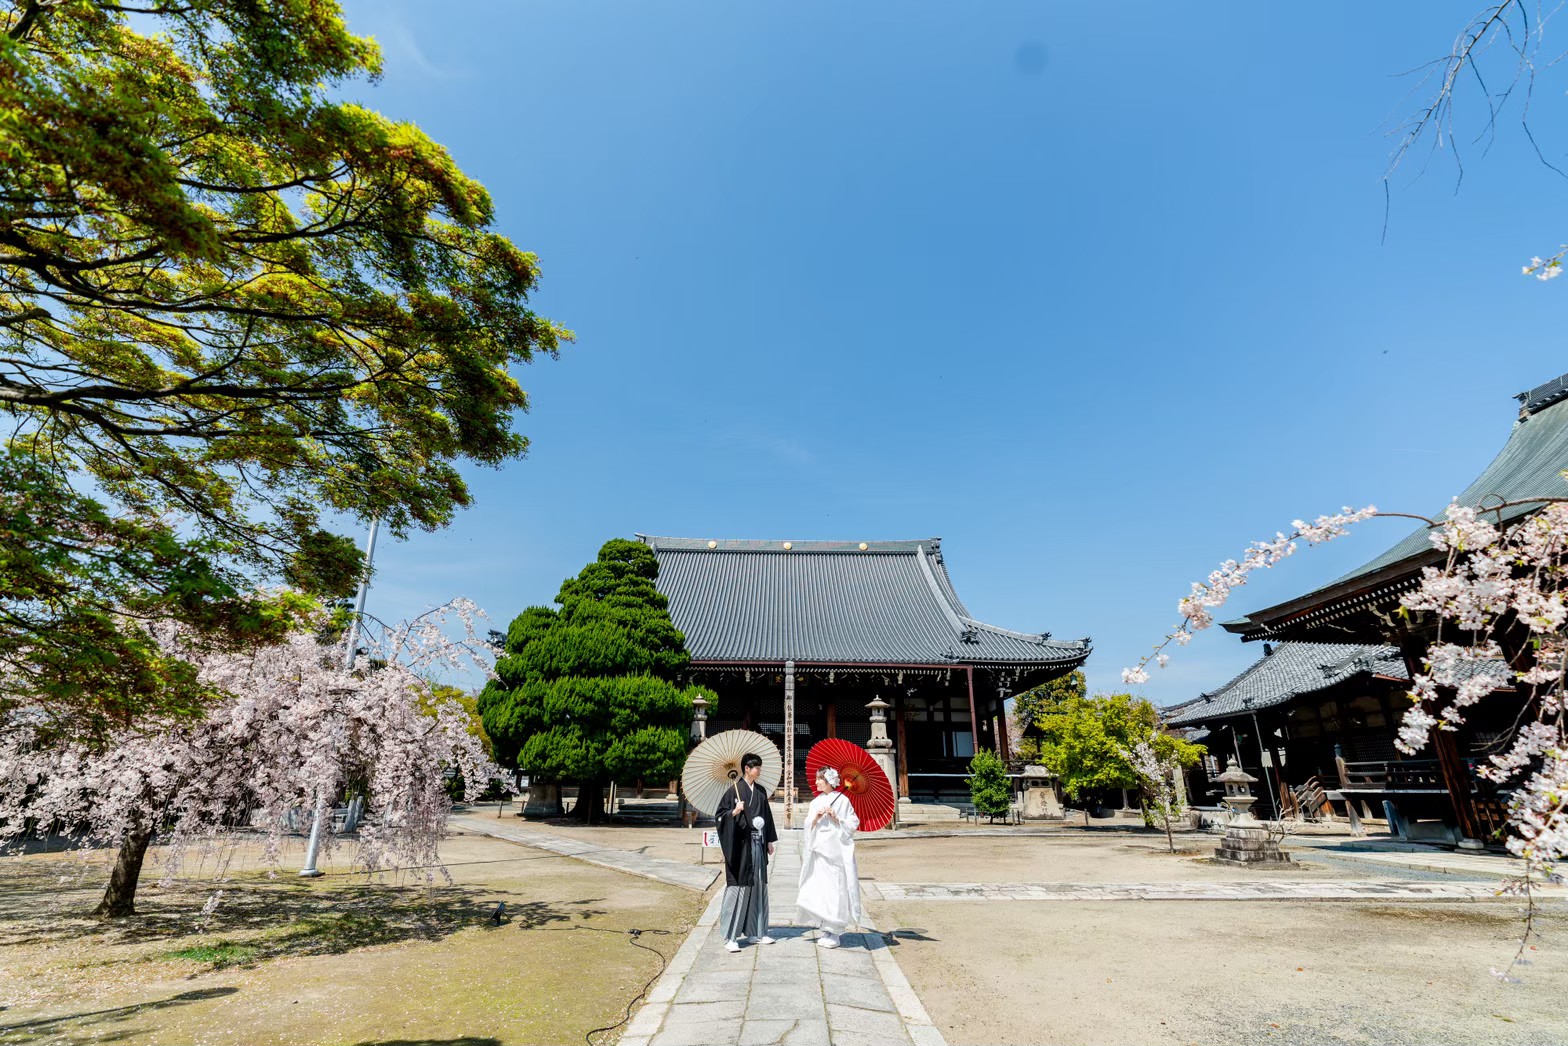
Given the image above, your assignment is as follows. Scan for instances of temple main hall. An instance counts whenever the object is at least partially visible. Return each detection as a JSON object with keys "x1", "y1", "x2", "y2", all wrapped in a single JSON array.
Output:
[{"x1": 637, "y1": 535, "x2": 1090, "y2": 804}]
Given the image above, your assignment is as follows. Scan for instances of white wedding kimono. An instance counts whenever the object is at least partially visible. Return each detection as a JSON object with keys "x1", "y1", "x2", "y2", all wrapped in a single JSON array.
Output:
[{"x1": 796, "y1": 790, "x2": 864, "y2": 934}]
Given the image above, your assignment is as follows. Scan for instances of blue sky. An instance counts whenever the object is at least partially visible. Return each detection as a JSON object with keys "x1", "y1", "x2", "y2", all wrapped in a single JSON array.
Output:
[{"x1": 336, "y1": 1, "x2": 1568, "y2": 706}]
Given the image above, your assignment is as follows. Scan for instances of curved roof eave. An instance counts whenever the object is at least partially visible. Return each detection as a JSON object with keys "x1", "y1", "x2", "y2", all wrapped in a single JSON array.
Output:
[
  {"x1": 640, "y1": 534, "x2": 1088, "y2": 667},
  {"x1": 1231, "y1": 383, "x2": 1568, "y2": 639}
]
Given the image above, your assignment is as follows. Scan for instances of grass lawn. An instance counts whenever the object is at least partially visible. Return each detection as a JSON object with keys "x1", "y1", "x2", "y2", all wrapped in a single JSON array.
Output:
[{"x1": 0, "y1": 829, "x2": 707, "y2": 1046}]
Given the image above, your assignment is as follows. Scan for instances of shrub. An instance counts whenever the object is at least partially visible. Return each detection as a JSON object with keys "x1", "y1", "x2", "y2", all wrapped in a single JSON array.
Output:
[{"x1": 967, "y1": 749, "x2": 1013, "y2": 821}]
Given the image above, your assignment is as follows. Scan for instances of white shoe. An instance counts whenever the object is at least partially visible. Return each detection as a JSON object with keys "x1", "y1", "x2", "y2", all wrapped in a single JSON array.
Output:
[
  {"x1": 817, "y1": 934, "x2": 840, "y2": 949},
  {"x1": 725, "y1": 939, "x2": 742, "y2": 953},
  {"x1": 755, "y1": 935, "x2": 776, "y2": 945}
]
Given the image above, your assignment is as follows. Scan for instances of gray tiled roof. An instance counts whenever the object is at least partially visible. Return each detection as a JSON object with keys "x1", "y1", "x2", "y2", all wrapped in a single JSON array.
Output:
[
  {"x1": 1230, "y1": 379, "x2": 1568, "y2": 637},
  {"x1": 637, "y1": 535, "x2": 1090, "y2": 667},
  {"x1": 1164, "y1": 643, "x2": 1403, "y2": 726}
]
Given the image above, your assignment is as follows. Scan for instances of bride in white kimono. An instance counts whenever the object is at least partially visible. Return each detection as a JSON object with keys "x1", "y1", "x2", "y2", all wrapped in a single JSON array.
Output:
[{"x1": 796, "y1": 767, "x2": 864, "y2": 949}]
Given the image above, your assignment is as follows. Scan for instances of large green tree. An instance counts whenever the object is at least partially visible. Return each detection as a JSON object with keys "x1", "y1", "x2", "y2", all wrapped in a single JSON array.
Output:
[
  {"x1": 478, "y1": 540, "x2": 713, "y2": 823},
  {"x1": 0, "y1": 1, "x2": 568, "y2": 736},
  {"x1": 1033, "y1": 692, "x2": 1203, "y2": 824},
  {"x1": 1013, "y1": 669, "x2": 1087, "y2": 734}
]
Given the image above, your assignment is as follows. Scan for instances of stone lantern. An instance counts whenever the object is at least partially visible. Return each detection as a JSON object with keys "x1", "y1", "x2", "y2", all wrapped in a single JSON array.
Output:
[
  {"x1": 691, "y1": 693, "x2": 709, "y2": 742},
  {"x1": 1216, "y1": 756, "x2": 1259, "y2": 824},
  {"x1": 1213, "y1": 756, "x2": 1291, "y2": 866},
  {"x1": 866, "y1": 696, "x2": 899, "y2": 827},
  {"x1": 671, "y1": 693, "x2": 712, "y2": 821}
]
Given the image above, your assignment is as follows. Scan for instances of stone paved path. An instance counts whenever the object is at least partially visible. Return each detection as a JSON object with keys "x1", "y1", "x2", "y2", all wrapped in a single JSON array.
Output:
[
  {"x1": 621, "y1": 830, "x2": 944, "y2": 1046},
  {"x1": 449, "y1": 814, "x2": 719, "y2": 892},
  {"x1": 864, "y1": 879, "x2": 1561, "y2": 902},
  {"x1": 1291, "y1": 843, "x2": 1535, "y2": 880}
]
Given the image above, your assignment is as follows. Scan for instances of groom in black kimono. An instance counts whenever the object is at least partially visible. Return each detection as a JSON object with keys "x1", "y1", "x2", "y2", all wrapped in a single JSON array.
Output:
[{"x1": 715, "y1": 752, "x2": 778, "y2": 952}]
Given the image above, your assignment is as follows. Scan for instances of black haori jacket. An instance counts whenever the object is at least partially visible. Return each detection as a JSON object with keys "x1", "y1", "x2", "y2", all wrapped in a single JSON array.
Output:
[{"x1": 714, "y1": 780, "x2": 778, "y2": 887}]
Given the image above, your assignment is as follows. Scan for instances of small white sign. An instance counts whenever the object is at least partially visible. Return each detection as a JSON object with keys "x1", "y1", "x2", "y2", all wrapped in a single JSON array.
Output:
[{"x1": 702, "y1": 830, "x2": 720, "y2": 848}]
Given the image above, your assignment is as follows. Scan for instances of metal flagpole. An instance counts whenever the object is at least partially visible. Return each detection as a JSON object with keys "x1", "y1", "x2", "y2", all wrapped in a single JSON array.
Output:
[
  {"x1": 300, "y1": 517, "x2": 380, "y2": 878},
  {"x1": 340, "y1": 517, "x2": 381, "y2": 670}
]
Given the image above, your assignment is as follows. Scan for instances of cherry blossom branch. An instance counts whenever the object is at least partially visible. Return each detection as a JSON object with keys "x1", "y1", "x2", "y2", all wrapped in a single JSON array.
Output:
[{"x1": 1120, "y1": 506, "x2": 1377, "y2": 685}]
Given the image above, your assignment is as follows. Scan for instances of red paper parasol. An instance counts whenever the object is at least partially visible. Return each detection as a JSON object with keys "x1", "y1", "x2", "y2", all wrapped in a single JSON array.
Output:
[{"x1": 805, "y1": 738, "x2": 896, "y2": 832}]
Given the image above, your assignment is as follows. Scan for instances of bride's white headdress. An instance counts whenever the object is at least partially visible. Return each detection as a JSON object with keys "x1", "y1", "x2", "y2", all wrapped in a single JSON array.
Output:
[{"x1": 821, "y1": 767, "x2": 841, "y2": 788}]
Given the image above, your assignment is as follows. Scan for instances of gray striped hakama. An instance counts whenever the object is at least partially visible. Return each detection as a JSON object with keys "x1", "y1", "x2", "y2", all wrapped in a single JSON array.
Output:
[{"x1": 719, "y1": 829, "x2": 769, "y2": 942}]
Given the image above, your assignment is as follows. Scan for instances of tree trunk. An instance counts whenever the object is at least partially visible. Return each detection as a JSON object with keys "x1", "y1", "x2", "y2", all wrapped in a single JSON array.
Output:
[
  {"x1": 1163, "y1": 810, "x2": 1175, "y2": 853},
  {"x1": 93, "y1": 824, "x2": 154, "y2": 918},
  {"x1": 574, "y1": 780, "x2": 605, "y2": 824}
]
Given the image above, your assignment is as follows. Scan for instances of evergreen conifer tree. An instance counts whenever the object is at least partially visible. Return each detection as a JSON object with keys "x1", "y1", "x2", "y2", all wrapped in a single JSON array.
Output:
[{"x1": 478, "y1": 539, "x2": 713, "y2": 822}]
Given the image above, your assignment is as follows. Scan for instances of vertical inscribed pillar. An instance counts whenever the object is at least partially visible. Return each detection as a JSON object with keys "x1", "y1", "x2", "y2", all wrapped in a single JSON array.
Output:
[{"x1": 784, "y1": 660, "x2": 796, "y2": 829}]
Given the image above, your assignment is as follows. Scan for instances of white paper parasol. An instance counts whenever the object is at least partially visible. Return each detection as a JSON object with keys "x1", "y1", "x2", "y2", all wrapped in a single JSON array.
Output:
[{"x1": 681, "y1": 729, "x2": 783, "y2": 815}]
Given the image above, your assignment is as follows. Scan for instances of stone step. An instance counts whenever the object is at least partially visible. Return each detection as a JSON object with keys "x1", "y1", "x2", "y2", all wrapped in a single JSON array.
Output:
[
  {"x1": 894, "y1": 803, "x2": 967, "y2": 823},
  {"x1": 614, "y1": 798, "x2": 681, "y2": 818}
]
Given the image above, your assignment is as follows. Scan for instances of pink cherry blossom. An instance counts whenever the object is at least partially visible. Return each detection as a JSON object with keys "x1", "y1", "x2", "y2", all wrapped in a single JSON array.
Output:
[{"x1": 0, "y1": 600, "x2": 499, "y2": 893}]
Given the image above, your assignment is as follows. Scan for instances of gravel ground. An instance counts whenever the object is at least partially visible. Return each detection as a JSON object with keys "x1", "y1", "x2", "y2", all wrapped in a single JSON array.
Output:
[
  {"x1": 856, "y1": 833, "x2": 1403, "y2": 885},
  {"x1": 858, "y1": 833, "x2": 1566, "y2": 1046}
]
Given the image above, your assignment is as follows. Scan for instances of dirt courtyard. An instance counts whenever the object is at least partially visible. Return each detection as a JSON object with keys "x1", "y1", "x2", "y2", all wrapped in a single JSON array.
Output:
[
  {"x1": 856, "y1": 832, "x2": 1566, "y2": 1046},
  {"x1": 0, "y1": 828, "x2": 707, "y2": 1046}
]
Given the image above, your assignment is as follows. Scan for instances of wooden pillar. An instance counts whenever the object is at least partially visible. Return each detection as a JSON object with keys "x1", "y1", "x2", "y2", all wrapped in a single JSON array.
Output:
[
  {"x1": 826, "y1": 700, "x2": 836, "y2": 739},
  {"x1": 993, "y1": 676, "x2": 1011, "y2": 760},
  {"x1": 895, "y1": 702, "x2": 910, "y2": 799},
  {"x1": 1344, "y1": 798, "x2": 1364, "y2": 836},
  {"x1": 965, "y1": 667, "x2": 979, "y2": 753},
  {"x1": 1394, "y1": 633, "x2": 1484, "y2": 844},
  {"x1": 1431, "y1": 729, "x2": 1483, "y2": 840},
  {"x1": 783, "y1": 661, "x2": 795, "y2": 829}
]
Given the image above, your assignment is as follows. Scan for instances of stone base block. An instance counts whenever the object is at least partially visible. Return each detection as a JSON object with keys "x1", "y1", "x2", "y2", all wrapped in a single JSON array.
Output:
[
  {"x1": 1215, "y1": 847, "x2": 1293, "y2": 865},
  {"x1": 523, "y1": 782, "x2": 564, "y2": 818},
  {"x1": 1214, "y1": 823, "x2": 1291, "y2": 865}
]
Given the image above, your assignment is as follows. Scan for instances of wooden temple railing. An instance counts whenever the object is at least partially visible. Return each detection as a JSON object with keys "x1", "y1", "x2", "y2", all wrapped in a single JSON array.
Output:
[{"x1": 1335, "y1": 757, "x2": 1447, "y2": 792}]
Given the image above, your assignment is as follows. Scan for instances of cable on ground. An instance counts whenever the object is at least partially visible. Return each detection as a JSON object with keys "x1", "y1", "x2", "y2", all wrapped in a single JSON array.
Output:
[{"x1": 521, "y1": 922, "x2": 673, "y2": 1046}]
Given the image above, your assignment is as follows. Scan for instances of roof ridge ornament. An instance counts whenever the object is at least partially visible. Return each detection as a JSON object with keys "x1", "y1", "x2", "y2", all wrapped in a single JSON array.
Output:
[{"x1": 1517, "y1": 371, "x2": 1568, "y2": 418}]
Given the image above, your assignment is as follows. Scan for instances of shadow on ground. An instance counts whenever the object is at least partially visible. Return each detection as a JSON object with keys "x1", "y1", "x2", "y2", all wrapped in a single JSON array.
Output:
[
  {"x1": 0, "y1": 853, "x2": 609, "y2": 969},
  {"x1": 0, "y1": 987, "x2": 240, "y2": 1043}
]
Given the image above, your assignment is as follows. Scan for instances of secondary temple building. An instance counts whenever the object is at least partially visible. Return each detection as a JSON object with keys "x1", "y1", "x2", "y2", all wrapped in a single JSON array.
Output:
[
  {"x1": 1163, "y1": 641, "x2": 1511, "y2": 838},
  {"x1": 1173, "y1": 372, "x2": 1568, "y2": 844},
  {"x1": 637, "y1": 535, "x2": 1090, "y2": 805}
]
